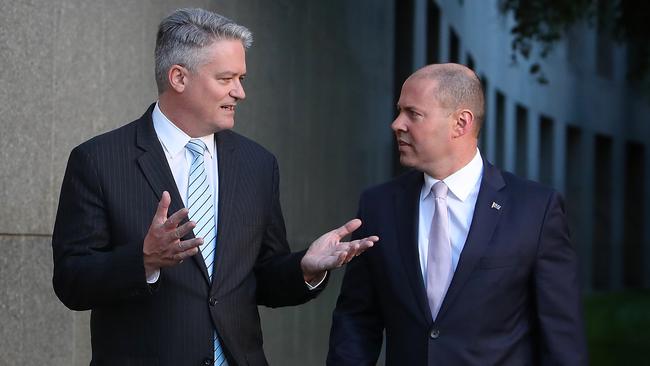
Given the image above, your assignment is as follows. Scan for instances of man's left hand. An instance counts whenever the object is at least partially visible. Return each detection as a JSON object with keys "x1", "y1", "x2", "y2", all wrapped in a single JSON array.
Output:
[{"x1": 300, "y1": 219, "x2": 379, "y2": 283}]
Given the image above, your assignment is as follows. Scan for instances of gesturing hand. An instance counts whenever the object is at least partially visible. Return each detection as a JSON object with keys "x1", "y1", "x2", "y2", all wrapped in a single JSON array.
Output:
[
  {"x1": 300, "y1": 219, "x2": 379, "y2": 283},
  {"x1": 143, "y1": 191, "x2": 203, "y2": 276}
]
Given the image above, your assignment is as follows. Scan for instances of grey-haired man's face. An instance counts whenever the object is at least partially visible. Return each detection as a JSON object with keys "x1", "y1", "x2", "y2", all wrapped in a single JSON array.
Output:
[{"x1": 178, "y1": 39, "x2": 247, "y2": 135}]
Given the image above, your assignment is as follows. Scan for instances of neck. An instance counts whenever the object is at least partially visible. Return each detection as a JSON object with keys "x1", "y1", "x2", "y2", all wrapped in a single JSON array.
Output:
[
  {"x1": 425, "y1": 145, "x2": 477, "y2": 180},
  {"x1": 158, "y1": 95, "x2": 204, "y2": 138}
]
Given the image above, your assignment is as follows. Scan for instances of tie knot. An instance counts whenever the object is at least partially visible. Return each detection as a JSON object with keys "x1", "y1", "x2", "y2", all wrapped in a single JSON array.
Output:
[
  {"x1": 432, "y1": 181, "x2": 448, "y2": 199},
  {"x1": 186, "y1": 139, "x2": 207, "y2": 157}
]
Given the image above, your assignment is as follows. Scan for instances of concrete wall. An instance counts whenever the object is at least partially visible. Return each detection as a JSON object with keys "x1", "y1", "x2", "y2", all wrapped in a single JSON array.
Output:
[{"x1": 0, "y1": 1, "x2": 395, "y2": 365}]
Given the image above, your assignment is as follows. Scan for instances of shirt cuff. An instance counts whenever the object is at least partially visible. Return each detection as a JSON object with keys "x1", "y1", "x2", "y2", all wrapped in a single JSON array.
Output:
[
  {"x1": 146, "y1": 269, "x2": 161, "y2": 284},
  {"x1": 305, "y1": 271, "x2": 328, "y2": 290}
]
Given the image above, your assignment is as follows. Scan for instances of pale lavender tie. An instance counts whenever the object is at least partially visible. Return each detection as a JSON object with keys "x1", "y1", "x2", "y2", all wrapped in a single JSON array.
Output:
[{"x1": 426, "y1": 181, "x2": 452, "y2": 321}]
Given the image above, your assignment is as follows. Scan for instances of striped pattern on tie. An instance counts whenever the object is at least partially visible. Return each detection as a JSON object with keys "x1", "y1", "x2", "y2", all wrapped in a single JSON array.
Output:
[
  {"x1": 186, "y1": 139, "x2": 228, "y2": 366},
  {"x1": 186, "y1": 139, "x2": 217, "y2": 280}
]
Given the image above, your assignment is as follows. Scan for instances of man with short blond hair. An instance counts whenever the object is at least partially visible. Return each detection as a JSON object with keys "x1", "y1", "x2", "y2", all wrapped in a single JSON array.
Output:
[{"x1": 328, "y1": 63, "x2": 587, "y2": 365}]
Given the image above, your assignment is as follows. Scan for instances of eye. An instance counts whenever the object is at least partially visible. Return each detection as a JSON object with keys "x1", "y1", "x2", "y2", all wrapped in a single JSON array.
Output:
[{"x1": 408, "y1": 109, "x2": 422, "y2": 118}]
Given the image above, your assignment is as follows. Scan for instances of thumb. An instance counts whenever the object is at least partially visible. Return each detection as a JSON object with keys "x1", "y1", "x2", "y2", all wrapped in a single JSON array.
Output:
[
  {"x1": 154, "y1": 191, "x2": 171, "y2": 223},
  {"x1": 332, "y1": 218, "x2": 362, "y2": 239}
]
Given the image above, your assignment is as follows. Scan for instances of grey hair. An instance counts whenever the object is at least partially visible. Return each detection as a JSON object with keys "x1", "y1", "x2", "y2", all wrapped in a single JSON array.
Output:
[
  {"x1": 154, "y1": 8, "x2": 253, "y2": 93},
  {"x1": 414, "y1": 64, "x2": 485, "y2": 136}
]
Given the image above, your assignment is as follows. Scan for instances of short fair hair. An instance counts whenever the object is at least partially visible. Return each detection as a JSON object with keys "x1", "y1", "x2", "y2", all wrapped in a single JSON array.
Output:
[
  {"x1": 414, "y1": 64, "x2": 485, "y2": 136},
  {"x1": 154, "y1": 8, "x2": 253, "y2": 93}
]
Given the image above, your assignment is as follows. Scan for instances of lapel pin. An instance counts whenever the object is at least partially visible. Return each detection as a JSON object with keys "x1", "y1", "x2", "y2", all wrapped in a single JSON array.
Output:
[{"x1": 491, "y1": 202, "x2": 501, "y2": 210}]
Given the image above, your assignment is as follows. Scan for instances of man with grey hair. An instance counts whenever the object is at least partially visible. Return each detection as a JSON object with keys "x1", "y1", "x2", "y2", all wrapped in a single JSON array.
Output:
[
  {"x1": 52, "y1": 8, "x2": 377, "y2": 366},
  {"x1": 328, "y1": 63, "x2": 587, "y2": 365}
]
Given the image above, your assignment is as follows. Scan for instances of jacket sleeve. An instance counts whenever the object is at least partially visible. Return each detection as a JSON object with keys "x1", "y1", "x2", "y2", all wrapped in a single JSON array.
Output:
[
  {"x1": 535, "y1": 192, "x2": 588, "y2": 365},
  {"x1": 254, "y1": 157, "x2": 324, "y2": 307},
  {"x1": 327, "y1": 193, "x2": 383, "y2": 366},
  {"x1": 52, "y1": 146, "x2": 151, "y2": 311}
]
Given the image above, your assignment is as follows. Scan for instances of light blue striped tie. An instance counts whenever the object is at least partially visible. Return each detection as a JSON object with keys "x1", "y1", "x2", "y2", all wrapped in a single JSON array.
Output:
[{"x1": 186, "y1": 139, "x2": 228, "y2": 366}]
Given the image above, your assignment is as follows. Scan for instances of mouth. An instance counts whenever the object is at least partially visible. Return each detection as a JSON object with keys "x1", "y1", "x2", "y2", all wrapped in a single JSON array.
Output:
[
  {"x1": 397, "y1": 139, "x2": 411, "y2": 147},
  {"x1": 220, "y1": 104, "x2": 236, "y2": 112}
]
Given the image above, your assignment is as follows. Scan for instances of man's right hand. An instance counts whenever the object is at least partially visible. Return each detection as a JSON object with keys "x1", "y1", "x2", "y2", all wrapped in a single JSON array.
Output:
[{"x1": 143, "y1": 191, "x2": 203, "y2": 277}]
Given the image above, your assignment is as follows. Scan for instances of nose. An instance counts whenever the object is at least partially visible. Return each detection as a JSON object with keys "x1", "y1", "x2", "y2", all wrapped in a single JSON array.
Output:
[
  {"x1": 230, "y1": 79, "x2": 246, "y2": 100},
  {"x1": 391, "y1": 113, "x2": 406, "y2": 133}
]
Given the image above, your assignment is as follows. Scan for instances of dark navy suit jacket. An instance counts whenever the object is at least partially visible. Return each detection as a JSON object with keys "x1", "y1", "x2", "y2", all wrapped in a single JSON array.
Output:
[
  {"x1": 52, "y1": 104, "x2": 323, "y2": 366},
  {"x1": 328, "y1": 160, "x2": 587, "y2": 365}
]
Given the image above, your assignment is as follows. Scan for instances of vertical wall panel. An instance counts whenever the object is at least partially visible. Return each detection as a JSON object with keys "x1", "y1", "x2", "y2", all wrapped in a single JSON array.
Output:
[{"x1": 0, "y1": 1, "x2": 395, "y2": 365}]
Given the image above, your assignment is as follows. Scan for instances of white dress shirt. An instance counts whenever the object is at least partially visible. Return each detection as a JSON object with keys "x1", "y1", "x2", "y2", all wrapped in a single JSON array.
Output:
[
  {"x1": 148, "y1": 103, "x2": 325, "y2": 289},
  {"x1": 418, "y1": 149, "x2": 483, "y2": 284},
  {"x1": 146, "y1": 102, "x2": 219, "y2": 283}
]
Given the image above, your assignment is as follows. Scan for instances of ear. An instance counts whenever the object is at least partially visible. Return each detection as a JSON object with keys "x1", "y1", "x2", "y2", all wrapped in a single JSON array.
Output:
[
  {"x1": 167, "y1": 65, "x2": 188, "y2": 93},
  {"x1": 452, "y1": 109, "x2": 474, "y2": 138}
]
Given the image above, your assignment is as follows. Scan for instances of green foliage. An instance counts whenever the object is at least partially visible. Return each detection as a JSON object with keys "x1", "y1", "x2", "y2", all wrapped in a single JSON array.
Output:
[
  {"x1": 614, "y1": 1, "x2": 650, "y2": 94},
  {"x1": 584, "y1": 290, "x2": 650, "y2": 365},
  {"x1": 500, "y1": 0, "x2": 593, "y2": 57},
  {"x1": 499, "y1": 0, "x2": 594, "y2": 84},
  {"x1": 499, "y1": 0, "x2": 650, "y2": 91}
]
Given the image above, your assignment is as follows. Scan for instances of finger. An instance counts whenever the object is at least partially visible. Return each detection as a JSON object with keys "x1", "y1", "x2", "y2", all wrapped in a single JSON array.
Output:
[
  {"x1": 164, "y1": 207, "x2": 190, "y2": 229},
  {"x1": 343, "y1": 236, "x2": 378, "y2": 249},
  {"x1": 185, "y1": 246, "x2": 199, "y2": 257},
  {"x1": 332, "y1": 218, "x2": 362, "y2": 239},
  {"x1": 363, "y1": 235, "x2": 380, "y2": 243},
  {"x1": 154, "y1": 191, "x2": 171, "y2": 223},
  {"x1": 357, "y1": 237, "x2": 378, "y2": 250},
  {"x1": 176, "y1": 246, "x2": 199, "y2": 259},
  {"x1": 171, "y1": 247, "x2": 199, "y2": 262},
  {"x1": 343, "y1": 243, "x2": 359, "y2": 263},
  {"x1": 338, "y1": 239, "x2": 368, "y2": 250},
  {"x1": 174, "y1": 244, "x2": 199, "y2": 261},
  {"x1": 171, "y1": 220, "x2": 196, "y2": 240},
  {"x1": 173, "y1": 252, "x2": 186, "y2": 262},
  {"x1": 336, "y1": 251, "x2": 348, "y2": 267},
  {"x1": 179, "y1": 237, "x2": 203, "y2": 251},
  {"x1": 339, "y1": 238, "x2": 376, "y2": 263}
]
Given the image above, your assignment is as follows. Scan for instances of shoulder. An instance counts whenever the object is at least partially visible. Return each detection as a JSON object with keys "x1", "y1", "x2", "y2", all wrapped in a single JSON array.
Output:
[
  {"x1": 495, "y1": 169, "x2": 563, "y2": 213},
  {"x1": 501, "y1": 170, "x2": 557, "y2": 199},
  {"x1": 72, "y1": 117, "x2": 142, "y2": 158},
  {"x1": 217, "y1": 129, "x2": 276, "y2": 163}
]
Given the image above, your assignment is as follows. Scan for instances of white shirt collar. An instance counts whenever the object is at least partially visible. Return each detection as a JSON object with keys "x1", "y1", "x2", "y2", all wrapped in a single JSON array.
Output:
[
  {"x1": 421, "y1": 149, "x2": 484, "y2": 202},
  {"x1": 152, "y1": 102, "x2": 215, "y2": 159}
]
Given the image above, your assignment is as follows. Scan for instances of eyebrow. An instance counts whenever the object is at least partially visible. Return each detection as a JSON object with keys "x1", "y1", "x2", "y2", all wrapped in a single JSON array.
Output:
[
  {"x1": 215, "y1": 71, "x2": 245, "y2": 78},
  {"x1": 398, "y1": 104, "x2": 419, "y2": 112}
]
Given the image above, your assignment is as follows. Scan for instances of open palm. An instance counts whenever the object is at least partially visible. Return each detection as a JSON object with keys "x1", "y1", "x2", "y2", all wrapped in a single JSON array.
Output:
[{"x1": 301, "y1": 219, "x2": 379, "y2": 280}]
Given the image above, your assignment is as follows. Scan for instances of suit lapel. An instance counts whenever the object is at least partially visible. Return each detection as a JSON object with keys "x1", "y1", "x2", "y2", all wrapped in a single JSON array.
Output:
[
  {"x1": 395, "y1": 171, "x2": 434, "y2": 324},
  {"x1": 436, "y1": 160, "x2": 507, "y2": 321},
  {"x1": 211, "y1": 130, "x2": 240, "y2": 293},
  {"x1": 135, "y1": 104, "x2": 210, "y2": 283}
]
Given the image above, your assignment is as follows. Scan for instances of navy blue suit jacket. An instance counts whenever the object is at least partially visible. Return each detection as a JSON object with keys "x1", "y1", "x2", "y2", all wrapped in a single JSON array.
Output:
[{"x1": 328, "y1": 160, "x2": 587, "y2": 365}]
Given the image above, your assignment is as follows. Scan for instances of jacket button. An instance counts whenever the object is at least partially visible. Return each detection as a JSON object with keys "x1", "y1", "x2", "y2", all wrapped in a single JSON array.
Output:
[
  {"x1": 201, "y1": 358, "x2": 213, "y2": 365},
  {"x1": 430, "y1": 329, "x2": 440, "y2": 339},
  {"x1": 209, "y1": 297, "x2": 218, "y2": 306}
]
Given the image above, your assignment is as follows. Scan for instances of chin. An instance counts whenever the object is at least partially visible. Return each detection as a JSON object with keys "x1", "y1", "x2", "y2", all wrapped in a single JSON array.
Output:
[
  {"x1": 212, "y1": 119, "x2": 235, "y2": 131},
  {"x1": 399, "y1": 155, "x2": 416, "y2": 168}
]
